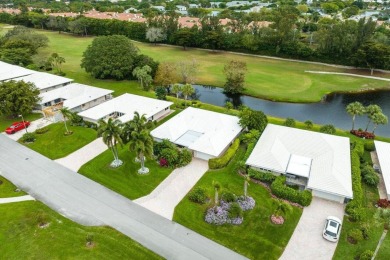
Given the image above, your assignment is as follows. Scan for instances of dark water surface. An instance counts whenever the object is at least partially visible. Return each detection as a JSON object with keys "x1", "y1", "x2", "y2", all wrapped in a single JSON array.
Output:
[{"x1": 192, "y1": 85, "x2": 390, "y2": 138}]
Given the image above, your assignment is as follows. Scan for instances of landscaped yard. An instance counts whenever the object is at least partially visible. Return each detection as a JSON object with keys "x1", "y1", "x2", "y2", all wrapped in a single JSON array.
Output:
[
  {"x1": 0, "y1": 113, "x2": 42, "y2": 134},
  {"x1": 21, "y1": 123, "x2": 97, "y2": 159},
  {"x1": 0, "y1": 176, "x2": 26, "y2": 198},
  {"x1": 31, "y1": 29, "x2": 390, "y2": 103},
  {"x1": 78, "y1": 146, "x2": 173, "y2": 200},
  {"x1": 173, "y1": 146, "x2": 302, "y2": 260},
  {"x1": 0, "y1": 200, "x2": 162, "y2": 259}
]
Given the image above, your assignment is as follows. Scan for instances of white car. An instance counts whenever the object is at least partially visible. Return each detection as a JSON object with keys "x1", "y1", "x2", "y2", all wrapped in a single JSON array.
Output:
[{"x1": 323, "y1": 216, "x2": 342, "y2": 242}]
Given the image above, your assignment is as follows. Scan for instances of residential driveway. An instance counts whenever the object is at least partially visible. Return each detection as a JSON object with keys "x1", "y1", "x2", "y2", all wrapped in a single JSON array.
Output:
[
  {"x1": 280, "y1": 197, "x2": 345, "y2": 260},
  {"x1": 0, "y1": 135, "x2": 247, "y2": 260},
  {"x1": 134, "y1": 159, "x2": 209, "y2": 220},
  {"x1": 55, "y1": 137, "x2": 107, "y2": 172},
  {"x1": 2, "y1": 117, "x2": 52, "y2": 141}
]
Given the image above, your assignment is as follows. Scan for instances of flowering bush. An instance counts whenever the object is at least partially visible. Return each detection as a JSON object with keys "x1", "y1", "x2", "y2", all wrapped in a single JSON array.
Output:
[
  {"x1": 237, "y1": 196, "x2": 256, "y2": 211},
  {"x1": 350, "y1": 130, "x2": 375, "y2": 139},
  {"x1": 271, "y1": 215, "x2": 284, "y2": 225},
  {"x1": 159, "y1": 158, "x2": 168, "y2": 167},
  {"x1": 377, "y1": 199, "x2": 390, "y2": 208}
]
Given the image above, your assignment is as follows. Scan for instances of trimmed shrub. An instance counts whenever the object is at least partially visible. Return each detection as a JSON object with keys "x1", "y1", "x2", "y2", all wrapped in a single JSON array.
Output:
[
  {"x1": 350, "y1": 130, "x2": 375, "y2": 139},
  {"x1": 177, "y1": 149, "x2": 192, "y2": 167},
  {"x1": 228, "y1": 202, "x2": 243, "y2": 219},
  {"x1": 361, "y1": 164, "x2": 379, "y2": 186},
  {"x1": 188, "y1": 187, "x2": 208, "y2": 204},
  {"x1": 304, "y1": 120, "x2": 313, "y2": 129},
  {"x1": 270, "y1": 176, "x2": 312, "y2": 206},
  {"x1": 243, "y1": 142, "x2": 256, "y2": 160},
  {"x1": 348, "y1": 228, "x2": 364, "y2": 243},
  {"x1": 154, "y1": 139, "x2": 176, "y2": 158},
  {"x1": 21, "y1": 132, "x2": 36, "y2": 143},
  {"x1": 359, "y1": 250, "x2": 374, "y2": 260},
  {"x1": 377, "y1": 199, "x2": 390, "y2": 208},
  {"x1": 248, "y1": 168, "x2": 276, "y2": 184},
  {"x1": 35, "y1": 126, "x2": 49, "y2": 134},
  {"x1": 221, "y1": 192, "x2": 237, "y2": 203},
  {"x1": 160, "y1": 148, "x2": 179, "y2": 167},
  {"x1": 320, "y1": 124, "x2": 336, "y2": 134},
  {"x1": 159, "y1": 158, "x2": 168, "y2": 167},
  {"x1": 209, "y1": 139, "x2": 240, "y2": 169},
  {"x1": 364, "y1": 141, "x2": 375, "y2": 152},
  {"x1": 283, "y1": 118, "x2": 296, "y2": 127}
]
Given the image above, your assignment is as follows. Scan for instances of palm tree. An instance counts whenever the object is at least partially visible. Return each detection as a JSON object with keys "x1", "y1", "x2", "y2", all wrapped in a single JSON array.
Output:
[
  {"x1": 244, "y1": 174, "x2": 250, "y2": 197},
  {"x1": 365, "y1": 104, "x2": 382, "y2": 131},
  {"x1": 212, "y1": 180, "x2": 221, "y2": 205},
  {"x1": 129, "y1": 129, "x2": 154, "y2": 174},
  {"x1": 346, "y1": 102, "x2": 365, "y2": 131},
  {"x1": 372, "y1": 112, "x2": 388, "y2": 134},
  {"x1": 59, "y1": 107, "x2": 72, "y2": 134},
  {"x1": 97, "y1": 118, "x2": 123, "y2": 168},
  {"x1": 171, "y1": 84, "x2": 182, "y2": 99},
  {"x1": 181, "y1": 83, "x2": 194, "y2": 104}
]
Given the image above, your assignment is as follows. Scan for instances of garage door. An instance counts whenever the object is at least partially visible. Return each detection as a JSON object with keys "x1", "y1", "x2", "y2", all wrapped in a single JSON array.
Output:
[
  {"x1": 312, "y1": 190, "x2": 345, "y2": 203},
  {"x1": 194, "y1": 151, "x2": 214, "y2": 161}
]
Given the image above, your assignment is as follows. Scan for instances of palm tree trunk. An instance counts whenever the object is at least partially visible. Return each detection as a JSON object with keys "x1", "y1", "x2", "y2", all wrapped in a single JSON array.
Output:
[
  {"x1": 215, "y1": 188, "x2": 219, "y2": 205},
  {"x1": 113, "y1": 144, "x2": 119, "y2": 161},
  {"x1": 373, "y1": 124, "x2": 378, "y2": 134},
  {"x1": 244, "y1": 181, "x2": 248, "y2": 197},
  {"x1": 64, "y1": 118, "x2": 69, "y2": 133},
  {"x1": 140, "y1": 152, "x2": 145, "y2": 170},
  {"x1": 352, "y1": 115, "x2": 356, "y2": 130},
  {"x1": 365, "y1": 119, "x2": 372, "y2": 132}
]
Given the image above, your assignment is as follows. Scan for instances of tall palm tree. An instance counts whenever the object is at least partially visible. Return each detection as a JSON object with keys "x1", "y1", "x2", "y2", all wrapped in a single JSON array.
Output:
[
  {"x1": 59, "y1": 107, "x2": 72, "y2": 134},
  {"x1": 365, "y1": 104, "x2": 382, "y2": 131},
  {"x1": 128, "y1": 129, "x2": 154, "y2": 174},
  {"x1": 97, "y1": 118, "x2": 123, "y2": 168},
  {"x1": 372, "y1": 112, "x2": 388, "y2": 134},
  {"x1": 181, "y1": 83, "x2": 194, "y2": 104},
  {"x1": 171, "y1": 84, "x2": 182, "y2": 99},
  {"x1": 346, "y1": 101, "x2": 365, "y2": 131}
]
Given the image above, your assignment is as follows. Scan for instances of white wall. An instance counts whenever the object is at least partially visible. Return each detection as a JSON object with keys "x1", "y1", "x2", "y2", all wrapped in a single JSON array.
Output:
[
  {"x1": 312, "y1": 190, "x2": 345, "y2": 203},
  {"x1": 150, "y1": 107, "x2": 171, "y2": 121},
  {"x1": 194, "y1": 151, "x2": 214, "y2": 161},
  {"x1": 80, "y1": 96, "x2": 107, "y2": 111}
]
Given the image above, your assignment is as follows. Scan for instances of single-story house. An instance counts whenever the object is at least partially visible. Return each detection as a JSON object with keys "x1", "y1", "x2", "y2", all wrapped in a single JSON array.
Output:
[
  {"x1": 176, "y1": 5, "x2": 187, "y2": 11},
  {"x1": 152, "y1": 6, "x2": 165, "y2": 12},
  {"x1": 246, "y1": 124, "x2": 353, "y2": 203},
  {"x1": 39, "y1": 83, "x2": 113, "y2": 112},
  {"x1": 151, "y1": 107, "x2": 243, "y2": 160},
  {"x1": 78, "y1": 93, "x2": 173, "y2": 123},
  {"x1": 0, "y1": 61, "x2": 34, "y2": 81},
  {"x1": 374, "y1": 141, "x2": 390, "y2": 200},
  {"x1": 12, "y1": 72, "x2": 73, "y2": 93}
]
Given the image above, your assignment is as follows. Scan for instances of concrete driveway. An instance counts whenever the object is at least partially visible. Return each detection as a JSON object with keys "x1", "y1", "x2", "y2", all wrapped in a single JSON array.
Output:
[
  {"x1": 280, "y1": 197, "x2": 345, "y2": 260},
  {"x1": 2, "y1": 117, "x2": 52, "y2": 141}
]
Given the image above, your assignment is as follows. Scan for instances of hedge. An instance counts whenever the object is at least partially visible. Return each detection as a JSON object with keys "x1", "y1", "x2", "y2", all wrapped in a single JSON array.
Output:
[
  {"x1": 364, "y1": 141, "x2": 375, "y2": 152},
  {"x1": 209, "y1": 139, "x2": 240, "y2": 169},
  {"x1": 248, "y1": 168, "x2": 276, "y2": 184},
  {"x1": 270, "y1": 176, "x2": 312, "y2": 207}
]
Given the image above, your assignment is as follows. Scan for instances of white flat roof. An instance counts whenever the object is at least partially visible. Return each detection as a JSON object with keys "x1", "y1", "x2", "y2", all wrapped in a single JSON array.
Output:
[
  {"x1": 374, "y1": 141, "x2": 390, "y2": 199},
  {"x1": 151, "y1": 107, "x2": 243, "y2": 157},
  {"x1": 39, "y1": 83, "x2": 113, "y2": 110},
  {"x1": 0, "y1": 61, "x2": 34, "y2": 81},
  {"x1": 78, "y1": 93, "x2": 173, "y2": 123},
  {"x1": 286, "y1": 154, "x2": 312, "y2": 178},
  {"x1": 12, "y1": 72, "x2": 73, "y2": 91},
  {"x1": 246, "y1": 124, "x2": 353, "y2": 199}
]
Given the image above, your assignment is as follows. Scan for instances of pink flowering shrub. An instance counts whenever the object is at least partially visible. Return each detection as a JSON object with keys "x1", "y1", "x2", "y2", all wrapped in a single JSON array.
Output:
[
  {"x1": 271, "y1": 215, "x2": 285, "y2": 225},
  {"x1": 159, "y1": 158, "x2": 168, "y2": 167}
]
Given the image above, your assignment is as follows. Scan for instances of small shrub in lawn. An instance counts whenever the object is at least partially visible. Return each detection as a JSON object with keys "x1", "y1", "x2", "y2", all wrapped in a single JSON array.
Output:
[
  {"x1": 177, "y1": 148, "x2": 192, "y2": 167},
  {"x1": 21, "y1": 132, "x2": 36, "y2": 143},
  {"x1": 35, "y1": 211, "x2": 49, "y2": 227},
  {"x1": 159, "y1": 158, "x2": 168, "y2": 167},
  {"x1": 377, "y1": 199, "x2": 390, "y2": 208},
  {"x1": 359, "y1": 250, "x2": 374, "y2": 260},
  {"x1": 86, "y1": 234, "x2": 94, "y2": 248},
  {"x1": 283, "y1": 118, "x2": 296, "y2": 127},
  {"x1": 35, "y1": 126, "x2": 49, "y2": 134},
  {"x1": 360, "y1": 223, "x2": 371, "y2": 240},
  {"x1": 237, "y1": 196, "x2": 256, "y2": 211},
  {"x1": 205, "y1": 201, "x2": 243, "y2": 225},
  {"x1": 221, "y1": 192, "x2": 237, "y2": 203},
  {"x1": 304, "y1": 120, "x2": 313, "y2": 129},
  {"x1": 361, "y1": 165, "x2": 379, "y2": 186},
  {"x1": 364, "y1": 141, "x2": 375, "y2": 151},
  {"x1": 228, "y1": 202, "x2": 243, "y2": 219},
  {"x1": 188, "y1": 187, "x2": 208, "y2": 204},
  {"x1": 320, "y1": 124, "x2": 336, "y2": 134},
  {"x1": 348, "y1": 228, "x2": 364, "y2": 244}
]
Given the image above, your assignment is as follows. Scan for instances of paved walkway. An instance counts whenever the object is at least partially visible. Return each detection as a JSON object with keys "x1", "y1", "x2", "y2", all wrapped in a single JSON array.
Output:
[
  {"x1": 0, "y1": 195, "x2": 35, "y2": 204},
  {"x1": 305, "y1": 71, "x2": 390, "y2": 81},
  {"x1": 280, "y1": 197, "x2": 345, "y2": 260},
  {"x1": 2, "y1": 117, "x2": 53, "y2": 141},
  {"x1": 55, "y1": 137, "x2": 107, "y2": 172},
  {"x1": 135, "y1": 159, "x2": 209, "y2": 220},
  {"x1": 0, "y1": 135, "x2": 246, "y2": 260}
]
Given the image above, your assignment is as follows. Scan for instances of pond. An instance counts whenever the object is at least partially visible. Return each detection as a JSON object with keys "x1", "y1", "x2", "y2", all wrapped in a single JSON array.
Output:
[{"x1": 192, "y1": 85, "x2": 390, "y2": 138}]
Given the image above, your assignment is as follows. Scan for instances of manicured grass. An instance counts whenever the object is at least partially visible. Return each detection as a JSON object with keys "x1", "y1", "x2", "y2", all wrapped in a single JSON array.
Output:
[
  {"x1": 32, "y1": 29, "x2": 390, "y2": 103},
  {"x1": 78, "y1": 146, "x2": 173, "y2": 200},
  {"x1": 0, "y1": 176, "x2": 26, "y2": 198},
  {"x1": 21, "y1": 123, "x2": 97, "y2": 159},
  {"x1": 0, "y1": 200, "x2": 162, "y2": 259},
  {"x1": 376, "y1": 232, "x2": 390, "y2": 259},
  {"x1": 0, "y1": 113, "x2": 42, "y2": 133},
  {"x1": 173, "y1": 146, "x2": 302, "y2": 260}
]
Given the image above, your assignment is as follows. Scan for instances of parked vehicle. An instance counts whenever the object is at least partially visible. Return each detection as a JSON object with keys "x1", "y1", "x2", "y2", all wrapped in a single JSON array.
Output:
[
  {"x1": 323, "y1": 216, "x2": 342, "y2": 242},
  {"x1": 5, "y1": 121, "x2": 30, "y2": 134}
]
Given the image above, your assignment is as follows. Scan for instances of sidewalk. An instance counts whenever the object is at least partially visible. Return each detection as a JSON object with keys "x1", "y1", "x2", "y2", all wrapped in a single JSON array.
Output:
[{"x1": 0, "y1": 195, "x2": 35, "y2": 204}]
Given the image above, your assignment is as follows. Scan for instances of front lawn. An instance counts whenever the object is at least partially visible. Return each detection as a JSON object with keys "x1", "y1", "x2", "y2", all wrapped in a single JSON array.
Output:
[
  {"x1": 78, "y1": 146, "x2": 173, "y2": 200},
  {"x1": 21, "y1": 123, "x2": 97, "y2": 159},
  {"x1": 173, "y1": 146, "x2": 302, "y2": 260},
  {"x1": 0, "y1": 176, "x2": 26, "y2": 198},
  {"x1": 0, "y1": 113, "x2": 42, "y2": 133},
  {"x1": 0, "y1": 200, "x2": 162, "y2": 259}
]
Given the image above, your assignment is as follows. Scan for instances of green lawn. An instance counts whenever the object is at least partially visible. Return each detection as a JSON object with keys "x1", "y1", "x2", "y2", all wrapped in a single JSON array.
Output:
[
  {"x1": 78, "y1": 146, "x2": 173, "y2": 200},
  {"x1": 173, "y1": 146, "x2": 302, "y2": 260},
  {"x1": 0, "y1": 176, "x2": 26, "y2": 198},
  {"x1": 0, "y1": 113, "x2": 42, "y2": 133},
  {"x1": 32, "y1": 29, "x2": 390, "y2": 103},
  {"x1": 21, "y1": 123, "x2": 97, "y2": 159},
  {"x1": 0, "y1": 200, "x2": 162, "y2": 259}
]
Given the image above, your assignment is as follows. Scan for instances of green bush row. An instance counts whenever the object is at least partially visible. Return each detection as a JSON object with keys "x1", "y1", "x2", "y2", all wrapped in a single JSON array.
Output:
[
  {"x1": 364, "y1": 141, "x2": 375, "y2": 152},
  {"x1": 270, "y1": 176, "x2": 312, "y2": 206},
  {"x1": 209, "y1": 139, "x2": 240, "y2": 169},
  {"x1": 248, "y1": 168, "x2": 276, "y2": 184}
]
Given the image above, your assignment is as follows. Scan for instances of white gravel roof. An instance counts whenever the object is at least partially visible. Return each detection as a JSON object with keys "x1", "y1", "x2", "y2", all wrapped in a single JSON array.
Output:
[
  {"x1": 246, "y1": 124, "x2": 353, "y2": 199},
  {"x1": 0, "y1": 61, "x2": 34, "y2": 81},
  {"x1": 78, "y1": 93, "x2": 173, "y2": 123},
  {"x1": 374, "y1": 141, "x2": 390, "y2": 199},
  {"x1": 39, "y1": 83, "x2": 113, "y2": 110},
  {"x1": 151, "y1": 107, "x2": 243, "y2": 157},
  {"x1": 13, "y1": 72, "x2": 73, "y2": 91}
]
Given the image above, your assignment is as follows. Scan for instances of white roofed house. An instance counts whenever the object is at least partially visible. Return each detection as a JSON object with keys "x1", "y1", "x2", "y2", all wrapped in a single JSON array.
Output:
[
  {"x1": 151, "y1": 107, "x2": 244, "y2": 160},
  {"x1": 78, "y1": 93, "x2": 173, "y2": 124},
  {"x1": 11, "y1": 72, "x2": 73, "y2": 93},
  {"x1": 0, "y1": 61, "x2": 34, "y2": 81},
  {"x1": 246, "y1": 124, "x2": 353, "y2": 203},
  {"x1": 374, "y1": 141, "x2": 390, "y2": 200}
]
